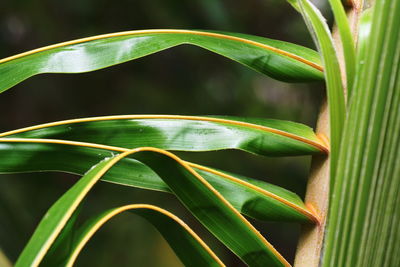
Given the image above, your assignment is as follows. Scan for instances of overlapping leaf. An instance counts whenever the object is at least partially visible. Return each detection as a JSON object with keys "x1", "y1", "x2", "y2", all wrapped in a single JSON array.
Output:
[
  {"x1": 296, "y1": 0, "x2": 345, "y2": 178},
  {"x1": 323, "y1": 1, "x2": 400, "y2": 266},
  {"x1": 16, "y1": 148, "x2": 291, "y2": 267},
  {"x1": 0, "y1": 29, "x2": 324, "y2": 94},
  {"x1": 0, "y1": 138, "x2": 318, "y2": 223},
  {"x1": 0, "y1": 115, "x2": 328, "y2": 156},
  {"x1": 0, "y1": 115, "x2": 324, "y2": 222},
  {"x1": 42, "y1": 204, "x2": 224, "y2": 267},
  {"x1": 0, "y1": 13, "x2": 329, "y2": 267},
  {"x1": 357, "y1": 8, "x2": 373, "y2": 70},
  {"x1": 327, "y1": 0, "x2": 356, "y2": 92}
]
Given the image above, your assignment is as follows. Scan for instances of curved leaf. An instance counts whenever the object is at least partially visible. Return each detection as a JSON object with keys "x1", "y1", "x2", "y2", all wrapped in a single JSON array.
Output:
[
  {"x1": 327, "y1": 0, "x2": 356, "y2": 92},
  {"x1": 0, "y1": 115, "x2": 328, "y2": 156},
  {"x1": 0, "y1": 138, "x2": 318, "y2": 223},
  {"x1": 16, "y1": 147, "x2": 290, "y2": 267},
  {"x1": 44, "y1": 204, "x2": 224, "y2": 267},
  {"x1": 296, "y1": 0, "x2": 346, "y2": 178},
  {"x1": 0, "y1": 29, "x2": 324, "y2": 94}
]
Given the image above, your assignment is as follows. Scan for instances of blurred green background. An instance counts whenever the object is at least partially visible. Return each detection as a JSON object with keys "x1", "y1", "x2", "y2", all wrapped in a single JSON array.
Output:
[{"x1": 0, "y1": 0, "x2": 326, "y2": 266}]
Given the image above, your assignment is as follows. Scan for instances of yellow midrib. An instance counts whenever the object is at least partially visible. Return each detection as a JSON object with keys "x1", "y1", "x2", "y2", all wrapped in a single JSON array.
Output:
[
  {"x1": 0, "y1": 29, "x2": 323, "y2": 72},
  {"x1": 7, "y1": 141, "x2": 291, "y2": 266},
  {"x1": 0, "y1": 114, "x2": 329, "y2": 153},
  {"x1": 0, "y1": 137, "x2": 320, "y2": 224},
  {"x1": 67, "y1": 204, "x2": 225, "y2": 267}
]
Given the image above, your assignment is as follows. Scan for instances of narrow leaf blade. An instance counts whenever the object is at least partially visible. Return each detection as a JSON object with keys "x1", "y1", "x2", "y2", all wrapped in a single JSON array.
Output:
[
  {"x1": 328, "y1": 0, "x2": 357, "y2": 93},
  {"x1": 0, "y1": 138, "x2": 317, "y2": 223},
  {"x1": 0, "y1": 115, "x2": 328, "y2": 156},
  {"x1": 0, "y1": 29, "x2": 324, "y2": 93},
  {"x1": 15, "y1": 147, "x2": 291, "y2": 266},
  {"x1": 43, "y1": 204, "x2": 224, "y2": 267},
  {"x1": 297, "y1": 0, "x2": 346, "y2": 177}
]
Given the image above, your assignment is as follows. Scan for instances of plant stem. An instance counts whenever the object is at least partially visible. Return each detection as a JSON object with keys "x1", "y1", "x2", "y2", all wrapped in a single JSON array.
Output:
[
  {"x1": 294, "y1": 1, "x2": 364, "y2": 266},
  {"x1": 0, "y1": 248, "x2": 12, "y2": 267},
  {"x1": 293, "y1": 100, "x2": 330, "y2": 267}
]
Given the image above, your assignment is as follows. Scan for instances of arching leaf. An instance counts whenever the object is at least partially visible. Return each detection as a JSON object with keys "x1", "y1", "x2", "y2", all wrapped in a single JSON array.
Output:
[
  {"x1": 15, "y1": 147, "x2": 291, "y2": 267},
  {"x1": 0, "y1": 29, "x2": 324, "y2": 94},
  {"x1": 0, "y1": 115, "x2": 328, "y2": 156},
  {"x1": 296, "y1": 0, "x2": 345, "y2": 178},
  {"x1": 42, "y1": 204, "x2": 224, "y2": 267},
  {"x1": 0, "y1": 138, "x2": 319, "y2": 223}
]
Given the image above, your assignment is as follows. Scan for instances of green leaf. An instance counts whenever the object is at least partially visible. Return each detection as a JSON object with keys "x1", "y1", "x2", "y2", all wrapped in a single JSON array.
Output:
[
  {"x1": 350, "y1": 7, "x2": 372, "y2": 101},
  {"x1": 40, "y1": 204, "x2": 82, "y2": 266},
  {"x1": 323, "y1": 1, "x2": 400, "y2": 266},
  {"x1": 0, "y1": 138, "x2": 318, "y2": 223},
  {"x1": 357, "y1": 7, "x2": 373, "y2": 64},
  {"x1": 327, "y1": 0, "x2": 356, "y2": 93},
  {"x1": 287, "y1": 0, "x2": 301, "y2": 12},
  {"x1": 0, "y1": 29, "x2": 324, "y2": 94},
  {"x1": 296, "y1": 0, "x2": 346, "y2": 178},
  {"x1": 15, "y1": 157, "x2": 112, "y2": 267},
  {"x1": 16, "y1": 148, "x2": 290, "y2": 267},
  {"x1": 288, "y1": 0, "x2": 357, "y2": 92},
  {"x1": 0, "y1": 115, "x2": 328, "y2": 156},
  {"x1": 43, "y1": 204, "x2": 224, "y2": 267}
]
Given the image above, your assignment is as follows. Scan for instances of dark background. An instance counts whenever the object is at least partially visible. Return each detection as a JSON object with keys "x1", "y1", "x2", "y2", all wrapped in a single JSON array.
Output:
[{"x1": 0, "y1": 0, "x2": 327, "y2": 266}]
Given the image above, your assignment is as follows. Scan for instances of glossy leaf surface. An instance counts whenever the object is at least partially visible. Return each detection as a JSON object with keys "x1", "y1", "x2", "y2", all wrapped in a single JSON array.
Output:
[
  {"x1": 357, "y1": 8, "x2": 373, "y2": 62},
  {"x1": 16, "y1": 148, "x2": 290, "y2": 267},
  {"x1": 327, "y1": 0, "x2": 356, "y2": 92},
  {"x1": 44, "y1": 204, "x2": 224, "y2": 267},
  {"x1": 323, "y1": 1, "x2": 400, "y2": 266},
  {"x1": 0, "y1": 138, "x2": 318, "y2": 223},
  {"x1": 0, "y1": 29, "x2": 324, "y2": 94},
  {"x1": 0, "y1": 115, "x2": 328, "y2": 156},
  {"x1": 297, "y1": 0, "x2": 345, "y2": 177}
]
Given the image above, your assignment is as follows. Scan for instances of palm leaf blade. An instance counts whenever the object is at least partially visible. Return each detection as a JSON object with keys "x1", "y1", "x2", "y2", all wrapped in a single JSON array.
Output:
[
  {"x1": 43, "y1": 204, "x2": 224, "y2": 267},
  {"x1": 0, "y1": 29, "x2": 324, "y2": 94},
  {"x1": 296, "y1": 0, "x2": 346, "y2": 177},
  {"x1": 15, "y1": 148, "x2": 291, "y2": 267},
  {"x1": 0, "y1": 138, "x2": 317, "y2": 223},
  {"x1": 0, "y1": 115, "x2": 328, "y2": 156}
]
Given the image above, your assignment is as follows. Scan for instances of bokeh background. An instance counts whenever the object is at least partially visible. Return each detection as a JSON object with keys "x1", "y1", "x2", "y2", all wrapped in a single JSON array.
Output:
[{"x1": 0, "y1": 0, "x2": 328, "y2": 266}]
